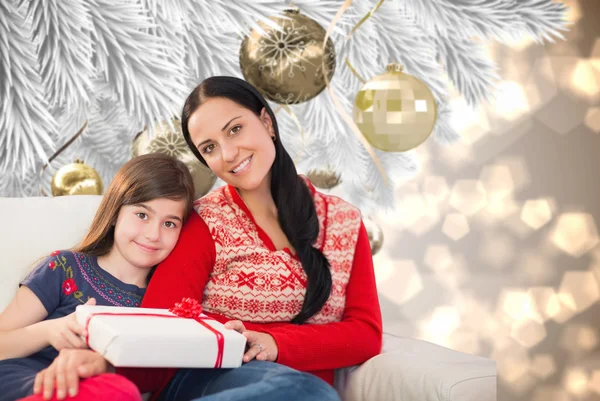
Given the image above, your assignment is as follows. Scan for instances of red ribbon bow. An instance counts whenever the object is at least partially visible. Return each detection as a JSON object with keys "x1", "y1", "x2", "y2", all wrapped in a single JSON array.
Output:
[
  {"x1": 169, "y1": 297, "x2": 203, "y2": 318},
  {"x1": 169, "y1": 297, "x2": 224, "y2": 368}
]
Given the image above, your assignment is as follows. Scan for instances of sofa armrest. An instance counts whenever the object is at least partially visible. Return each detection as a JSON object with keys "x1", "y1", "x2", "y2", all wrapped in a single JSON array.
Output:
[{"x1": 335, "y1": 333, "x2": 497, "y2": 401}]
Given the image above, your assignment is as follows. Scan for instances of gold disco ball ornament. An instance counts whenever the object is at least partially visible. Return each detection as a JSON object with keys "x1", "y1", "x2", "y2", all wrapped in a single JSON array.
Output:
[
  {"x1": 51, "y1": 159, "x2": 103, "y2": 196},
  {"x1": 306, "y1": 167, "x2": 341, "y2": 190},
  {"x1": 239, "y1": 9, "x2": 336, "y2": 104},
  {"x1": 132, "y1": 119, "x2": 217, "y2": 199},
  {"x1": 353, "y1": 63, "x2": 437, "y2": 152},
  {"x1": 364, "y1": 217, "x2": 384, "y2": 256}
]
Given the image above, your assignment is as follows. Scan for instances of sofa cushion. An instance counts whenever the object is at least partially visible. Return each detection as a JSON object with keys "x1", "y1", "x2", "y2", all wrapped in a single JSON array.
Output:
[
  {"x1": 338, "y1": 333, "x2": 497, "y2": 401},
  {"x1": 0, "y1": 196, "x2": 102, "y2": 311}
]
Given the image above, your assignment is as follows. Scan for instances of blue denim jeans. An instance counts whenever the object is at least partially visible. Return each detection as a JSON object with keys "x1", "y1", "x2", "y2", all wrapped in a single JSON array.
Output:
[{"x1": 156, "y1": 360, "x2": 341, "y2": 401}]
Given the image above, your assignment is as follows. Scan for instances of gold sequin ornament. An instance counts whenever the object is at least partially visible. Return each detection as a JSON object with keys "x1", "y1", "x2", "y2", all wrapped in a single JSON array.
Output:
[
  {"x1": 353, "y1": 63, "x2": 437, "y2": 152},
  {"x1": 306, "y1": 167, "x2": 341, "y2": 190},
  {"x1": 132, "y1": 119, "x2": 217, "y2": 199},
  {"x1": 51, "y1": 159, "x2": 103, "y2": 196},
  {"x1": 239, "y1": 9, "x2": 336, "y2": 104}
]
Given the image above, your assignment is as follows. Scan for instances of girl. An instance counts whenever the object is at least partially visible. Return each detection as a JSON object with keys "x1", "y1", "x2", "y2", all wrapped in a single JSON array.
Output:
[
  {"x1": 35, "y1": 77, "x2": 381, "y2": 401},
  {"x1": 0, "y1": 153, "x2": 195, "y2": 401}
]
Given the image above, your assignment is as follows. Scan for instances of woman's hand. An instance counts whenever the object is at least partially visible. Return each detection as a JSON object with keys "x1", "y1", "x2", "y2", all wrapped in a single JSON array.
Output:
[
  {"x1": 33, "y1": 348, "x2": 111, "y2": 400},
  {"x1": 224, "y1": 320, "x2": 279, "y2": 363},
  {"x1": 48, "y1": 298, "x2": 96, "y2": 351}
]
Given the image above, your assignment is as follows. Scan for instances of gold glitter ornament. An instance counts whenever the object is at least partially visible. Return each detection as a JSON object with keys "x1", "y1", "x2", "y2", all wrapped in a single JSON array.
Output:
[
  {"x1": 364, "y1": 216, "x2": 384, "y2": 256},
  {"x1": 51, "y1": 159, "x2": 103, "y2": 196},
  {"x1": 132, "y1": 119, "x2": 217, "y2": 199},
  {"x1": 306, "y1": 167, "x2": 341, "y2": 190},
  {"x1": 353, "y1": 63, "x2": 437, "y2": 152},
  {"x1": 239, "y1": 9, "x2": 336, "y2": 104}
]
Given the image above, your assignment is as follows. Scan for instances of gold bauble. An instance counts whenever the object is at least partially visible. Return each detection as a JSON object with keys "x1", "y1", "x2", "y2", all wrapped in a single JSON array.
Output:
[
  {"x1": 239, "y1": 9, "x2": 336, "y2": 104},
  {"x1": 364, "y1": 217, "x2": 384, "y2": 256},
  {"x1": 132, "y1": 119, "x2": 217, "y2": 199},
  {"x1": 306, "y1": 168, "x2": 341, "y2": 190},
  {"x1": 51, "y1": 159, "x2": 103, "y2": 196},
  {"x1": 353, "y1": 63, "x2": 437, "y2": 152}
]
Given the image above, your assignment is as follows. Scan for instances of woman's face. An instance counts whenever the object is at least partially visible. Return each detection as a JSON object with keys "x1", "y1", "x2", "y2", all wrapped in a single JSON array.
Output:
[{"x1": 187, "y1": 97, "x2": 276, "y2": 193}]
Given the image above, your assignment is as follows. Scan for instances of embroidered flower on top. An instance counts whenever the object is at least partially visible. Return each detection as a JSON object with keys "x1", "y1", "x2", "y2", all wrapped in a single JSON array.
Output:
[{"x1": 62, "y1": 278, "x2": 78, "y2": 295}]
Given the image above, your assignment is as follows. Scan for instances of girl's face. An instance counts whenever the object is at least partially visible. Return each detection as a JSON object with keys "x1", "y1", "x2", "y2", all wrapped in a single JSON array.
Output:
[
  {"x1": 187, "y1": 97, "x2": 276, "y2": 193},
  {"x1": 112, "y1": 197, "x2": 186, "y2": 270}
]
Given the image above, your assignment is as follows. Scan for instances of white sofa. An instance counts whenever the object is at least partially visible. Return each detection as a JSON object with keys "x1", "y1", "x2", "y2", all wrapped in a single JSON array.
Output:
[{"x1": 0, "y1": 195, "x2": 496, "y2": 401}]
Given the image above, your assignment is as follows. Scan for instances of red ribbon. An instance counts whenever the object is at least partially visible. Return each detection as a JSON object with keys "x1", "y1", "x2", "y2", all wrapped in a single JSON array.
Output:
[{"x1": 84, "y1": 298, "x2": 224, "y2": 368}]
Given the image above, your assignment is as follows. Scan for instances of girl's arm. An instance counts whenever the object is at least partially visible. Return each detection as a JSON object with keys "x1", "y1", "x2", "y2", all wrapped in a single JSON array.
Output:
[
  {"x1": 0, "y1": 286, "x2": 53, "y2": 360},
  {"x1": 0, "y1": 252, "x2": 91, "y2": 361},
  {"x1": 0, "y1": 286, "x2": 91, "y2": 360},
  {"x1": 253, "y1": 221, "x2": 383, "y2": 372}
]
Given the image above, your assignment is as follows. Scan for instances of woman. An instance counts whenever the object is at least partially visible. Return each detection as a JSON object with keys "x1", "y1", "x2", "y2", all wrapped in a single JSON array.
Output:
[{"x1": 33, "y1": 76, "x2": 382, "y2": 401}]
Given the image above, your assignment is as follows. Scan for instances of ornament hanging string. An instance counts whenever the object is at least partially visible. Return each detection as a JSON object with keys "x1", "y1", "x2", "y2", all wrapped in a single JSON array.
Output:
[
  {"x1": 346, "y1": 0, "x2": 386, "y2": 41},
  {"x1": 282, "y1": 104, "x2": 307, "y2": 164},
  {"x1": 344, "y1": 59, "x2": 366, "y2": 84},
  {"x1": 39, "y1": 120, "x2": 89, "y2": 196},
  {"x1": 274, "y1": 105, "x2": 307, "y2": 165},
  {"x1": 344, "y1": 0, "x2": 386, "y2": 84},
  {"x1": 322, "y1": 0, "x2": 389, "y2": 186}
]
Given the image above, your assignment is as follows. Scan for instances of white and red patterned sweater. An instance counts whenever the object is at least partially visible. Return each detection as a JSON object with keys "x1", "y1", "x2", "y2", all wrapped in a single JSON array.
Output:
[
  {"x1": 199, "y1": 179, "x2": 363, "y2": 324},
  {"x1": 122, "y1": 179, "x2": 382, "y2": 394}
]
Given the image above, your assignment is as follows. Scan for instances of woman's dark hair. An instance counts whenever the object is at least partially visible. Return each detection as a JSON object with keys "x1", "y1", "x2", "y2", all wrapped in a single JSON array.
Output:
[{"x1": 181, "y1": 76, "x2": 331, "y2": 324}]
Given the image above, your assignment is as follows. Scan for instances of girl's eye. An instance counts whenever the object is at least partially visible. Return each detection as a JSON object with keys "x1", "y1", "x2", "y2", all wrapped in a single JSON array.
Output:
[
  {"x1": 203, "y1": 143, "x2": 216, "y2": 154},
  {"x1": 229, "y1": 125, "x2": 241, "y2": 135},
  {"x1": 136, "y1": 212, "x2": 148, "y2": 220},
  {"x1": 164, "y1": 221, "x2": 177, "y2": 229}
]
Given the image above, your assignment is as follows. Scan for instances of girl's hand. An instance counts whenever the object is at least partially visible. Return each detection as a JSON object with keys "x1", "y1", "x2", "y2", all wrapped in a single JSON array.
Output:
[
  {"x1": 33, "y1": 348, "x2": 111, "y2": 400},
  {"x1": 47, "y1": 298, "x2": 96, "y2": 351},
  {"x1": 224, "y1": 320, "x2": 279, "y2": 363}
]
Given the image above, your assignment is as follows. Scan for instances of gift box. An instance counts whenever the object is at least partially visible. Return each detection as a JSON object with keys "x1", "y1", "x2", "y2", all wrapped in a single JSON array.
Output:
[{"x1": 75, "y1": 299, "x2": 247, "y2": 368}]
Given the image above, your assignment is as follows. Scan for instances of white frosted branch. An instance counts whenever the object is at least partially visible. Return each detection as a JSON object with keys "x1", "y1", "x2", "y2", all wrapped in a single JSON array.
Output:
[{"x1": 0, "y1": 0, "x2": 57, "y2": 175}]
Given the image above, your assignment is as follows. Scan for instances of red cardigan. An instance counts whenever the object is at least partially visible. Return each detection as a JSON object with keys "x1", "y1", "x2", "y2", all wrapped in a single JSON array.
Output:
[{"x1": 119, "y1": 206, "x2": 382, "y2": 394}]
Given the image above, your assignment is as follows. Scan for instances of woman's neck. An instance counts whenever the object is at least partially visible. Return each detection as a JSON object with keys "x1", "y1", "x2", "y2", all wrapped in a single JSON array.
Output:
[
  {"x1": 96, "y1": 249, "x2": 149, "y2": 288},
  {"x1": 237, "y1": 178, "x2": 278, "y2": 219}
]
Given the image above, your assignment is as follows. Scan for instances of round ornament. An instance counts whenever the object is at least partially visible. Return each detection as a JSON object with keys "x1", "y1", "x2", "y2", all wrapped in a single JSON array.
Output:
[
  {"x1": 353, "y1": 63, "x2": 437, "y2": 152},
  {"x1": 306, "y1": 167, "x2": 341, "y2": 190},
  {"x1": 51, "y1": 159, "x2": 103, "y2": 196},
  {"x1": 364, "y1": 217, "x2": 384, "y2": 256},
  {"x1": 132, "y1": 119, "x2": 217, "y2": 199},
  {"x1": 239, "y1": 9, "x2": 336, "y2": 104}
]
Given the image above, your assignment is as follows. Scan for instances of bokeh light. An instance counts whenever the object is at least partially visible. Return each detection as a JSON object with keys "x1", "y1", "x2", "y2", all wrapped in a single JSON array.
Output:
[
  {"x1": 584, "y1": 107, "x2": 600, "y2": 133},
  {"x1": 442, "y1": 213, "x2": 470, "y2": 241},
  {"x1": 549, "y1": 213, "x2": 600, "y2": 257},
  {"x1": 521, "y1": 198, "x2": 554, "y2": 230},
  {"x1": 449, "y1": 180, "x2": 488, "y2": 216}
]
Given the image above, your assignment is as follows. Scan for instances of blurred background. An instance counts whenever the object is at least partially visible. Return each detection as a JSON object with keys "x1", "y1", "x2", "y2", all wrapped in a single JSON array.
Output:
[{"x1": 352, "y1": 1, "x2": 600, "y2": 400}]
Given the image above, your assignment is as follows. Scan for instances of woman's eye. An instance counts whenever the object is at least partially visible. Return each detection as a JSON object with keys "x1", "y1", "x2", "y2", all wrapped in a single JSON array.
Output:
[
  {"x1": 203, "y1": 144, "x2": 215, "y2": 154},
  {"x1": 136, "y1": 212, "x2": 148, "y2": 220},
  {"x1": 229, "y1": 125, "x2": 241, "y2": 135},
  {"x1": 164, "y1": 221, "x2": 177, "y2": 229}
]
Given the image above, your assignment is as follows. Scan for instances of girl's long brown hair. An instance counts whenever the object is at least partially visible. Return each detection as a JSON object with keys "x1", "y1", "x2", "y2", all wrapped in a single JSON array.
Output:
[{"x1": 73, "y1": 153, "x2": 195, "y2": 256}]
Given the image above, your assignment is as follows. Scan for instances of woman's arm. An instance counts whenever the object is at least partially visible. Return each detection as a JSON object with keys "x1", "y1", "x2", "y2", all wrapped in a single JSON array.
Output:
[
  {"x1": 116, "y1": 212, "x2": 216, "y2": 393},
  {"x1": 253, "y1": 221, "x2": 383, "y2": 372}
]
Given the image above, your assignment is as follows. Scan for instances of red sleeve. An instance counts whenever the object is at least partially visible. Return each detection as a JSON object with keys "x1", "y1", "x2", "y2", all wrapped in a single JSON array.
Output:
[
  {"x1": 117, "y1": 212, "x2": 216, "y2": 393},
  {"x1": 258, "y1": 221, "x2": 382, "y2": 371}
]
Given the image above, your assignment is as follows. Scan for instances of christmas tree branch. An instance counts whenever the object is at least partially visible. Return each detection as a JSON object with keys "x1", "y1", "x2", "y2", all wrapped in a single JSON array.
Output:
[{"x1": 0, "y1": 0, "x2": 57, "y2": 175}]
